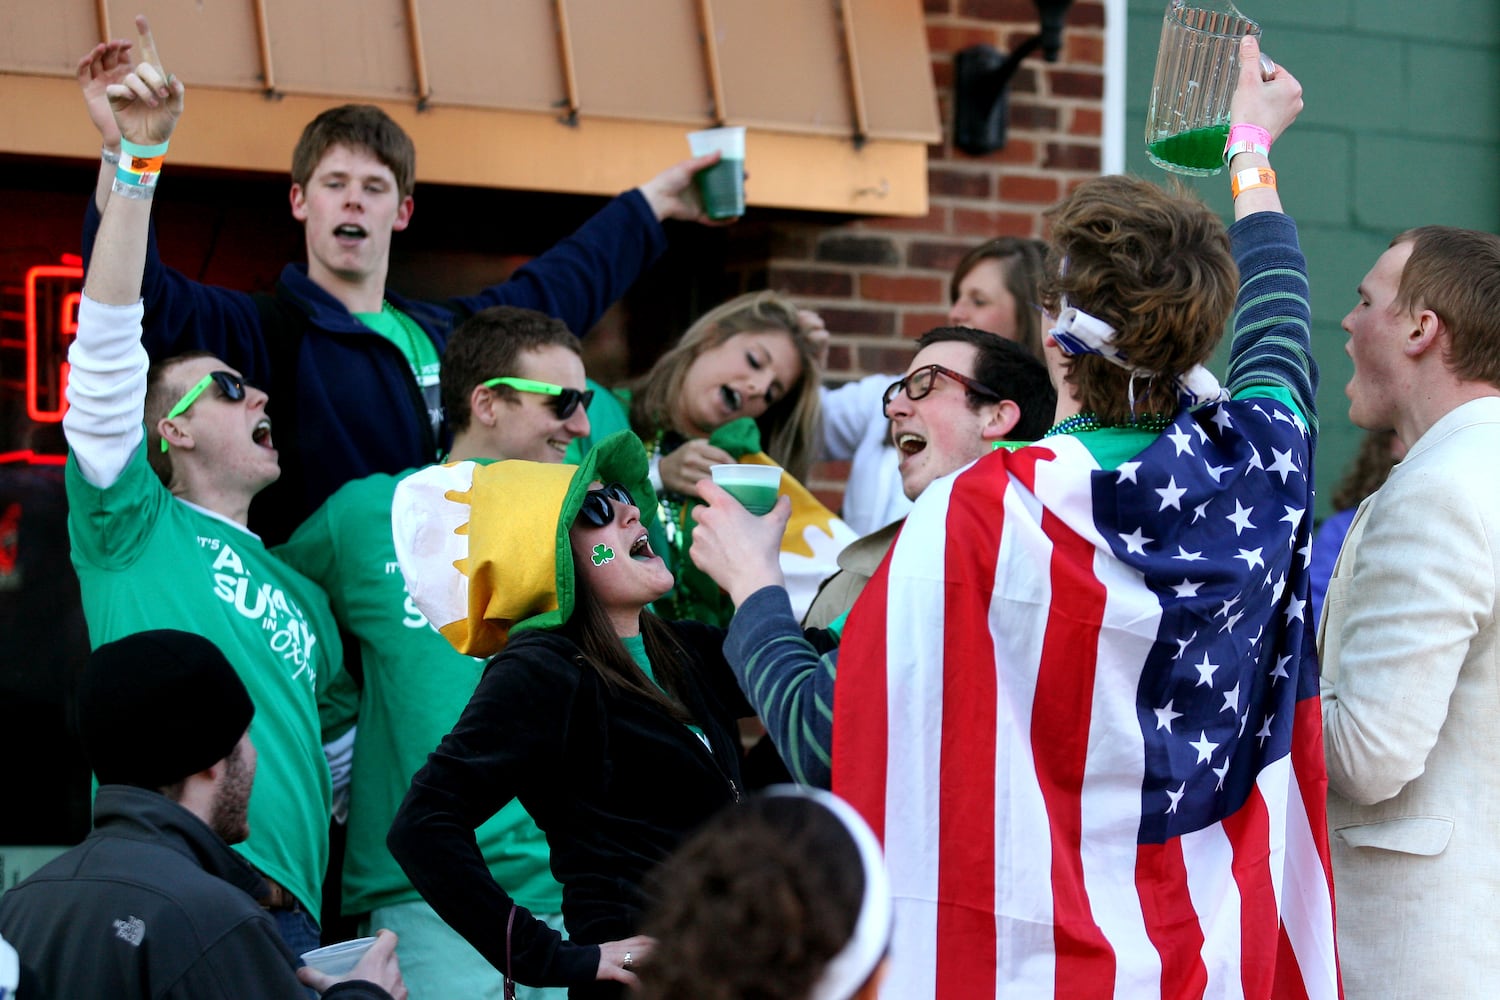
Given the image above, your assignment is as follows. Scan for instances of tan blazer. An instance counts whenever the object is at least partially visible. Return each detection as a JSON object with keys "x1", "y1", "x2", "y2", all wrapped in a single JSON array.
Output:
[{"x1": 1319, "y1": 397, "x2": 1500, "y2": 999}]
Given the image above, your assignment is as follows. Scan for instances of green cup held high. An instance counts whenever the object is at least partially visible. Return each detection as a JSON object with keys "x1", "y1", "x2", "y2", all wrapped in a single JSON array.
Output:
[
  {"x1": 687, "y1": 126, "x2": 746, "y2": 220},
  {"x1": 1144, "y1": 0, "x2": 1261, "y2": 175},
  {"x1": 710, "y1": 463, "x2": 782, "y2": 516}
]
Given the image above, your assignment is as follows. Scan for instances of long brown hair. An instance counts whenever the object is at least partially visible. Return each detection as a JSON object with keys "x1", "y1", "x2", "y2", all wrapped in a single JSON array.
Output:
[
  {"x1": 628, "y1": 291, "x2": 822, "y2": 480},
  {"x1": 558, "y1": 562, "x2": 699, "y2": 726}
]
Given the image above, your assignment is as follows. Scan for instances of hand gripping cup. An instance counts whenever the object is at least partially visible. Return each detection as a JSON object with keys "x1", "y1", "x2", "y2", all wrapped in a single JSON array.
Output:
[
  {"x1": 687, "y1": 126, "x2": 746, "y2": 220},
  {"x1": 300, "y1": 937, "x2": 377, "y2": 977},
  {"x1": 711, "y1": 463, "x2": 782, "y2": 516},
  {"x1": 1144, "y1": 0, "x2": 1261, "y2": 175}
]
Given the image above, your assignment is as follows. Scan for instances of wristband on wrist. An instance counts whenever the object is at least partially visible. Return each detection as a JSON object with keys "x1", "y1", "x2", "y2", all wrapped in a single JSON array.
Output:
[
  {"x1": 116, "y1": 138, "x2": 169, "y2": 191},
  {"x1": 1223, "y1": 123, "x2": 1273, "y2": 164},
  {"x1": 101, "y1": 146, "x2": 121, "y2": 166},
  {"x1": 110, "y1": 177, "x2": 156, "y2": 200},
  {"x1": 1231, "y1": 166, "x2": 1276, "y2": 199}
]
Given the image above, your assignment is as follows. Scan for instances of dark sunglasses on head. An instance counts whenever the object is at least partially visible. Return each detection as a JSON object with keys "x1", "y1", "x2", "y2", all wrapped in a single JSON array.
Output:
[
  {"x1": 482, "y1": 377, "x2": 595, "y2": 420},
  {"x1": 159, "y1": 371, "x2": 249, "y2": 452},
  {"x1": 576, "y1": 482, "x2": 635, "y2": 528},
  {"x1": 881, "y1": 363, "x2": 1003, "y2": 417}
]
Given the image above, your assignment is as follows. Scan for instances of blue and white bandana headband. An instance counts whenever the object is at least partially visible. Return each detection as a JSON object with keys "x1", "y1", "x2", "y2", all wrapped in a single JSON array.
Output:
[{"x1": 1049, "y1": 303, "x2": 1227, "y2": 410}]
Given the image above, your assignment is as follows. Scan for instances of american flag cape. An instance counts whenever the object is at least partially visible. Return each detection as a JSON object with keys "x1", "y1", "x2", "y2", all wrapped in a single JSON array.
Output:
[{"x1": 832, "y1": 398, "x2": 1340, "y2": 1000}]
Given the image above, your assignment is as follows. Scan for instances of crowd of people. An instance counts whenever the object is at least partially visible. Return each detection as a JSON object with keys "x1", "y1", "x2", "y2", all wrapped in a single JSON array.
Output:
[{"x1": 3, "y1": 16, "x2": 1499, "y2": 1000}]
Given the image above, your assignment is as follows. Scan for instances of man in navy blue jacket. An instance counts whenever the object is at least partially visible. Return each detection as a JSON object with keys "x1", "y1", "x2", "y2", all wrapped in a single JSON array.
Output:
[{"x1": 77, "y1": 37, "x2": 726, "y2": 544}]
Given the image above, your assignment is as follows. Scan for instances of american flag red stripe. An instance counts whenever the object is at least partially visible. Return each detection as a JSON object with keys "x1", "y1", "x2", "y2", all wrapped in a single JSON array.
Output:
[{"x1": 833, "y1": 403, "x2": 1341, "y2": 1000}]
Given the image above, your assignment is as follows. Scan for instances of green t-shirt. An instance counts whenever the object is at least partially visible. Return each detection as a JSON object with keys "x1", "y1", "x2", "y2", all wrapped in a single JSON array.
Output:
[
  {"x1": 276, "y1": 468, "x2": 563, "y2": 915},
  {"x1": 67, "y1": 442, "x2": 343, "y2": 921},
  {"x1": 355, "y1": 302, "x2": 443, "y2": 437}
]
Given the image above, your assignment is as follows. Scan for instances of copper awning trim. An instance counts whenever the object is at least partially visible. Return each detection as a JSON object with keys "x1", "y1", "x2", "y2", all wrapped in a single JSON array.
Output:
[
  {"x1": 695, "y1": 0, "x2": 728, "y2": 125},
  {"x1": 405, "y1": 0, "x2": 433, "y2": 109},
  {"x1": 252, "y1": 0, "x2": 277, "y2": 97},
  {"x1": 836, "y1": 0, "x2": 871, "y2": 146},
  {"x1": 553, "y1": 0, "x2": 582, "y2": 125}
]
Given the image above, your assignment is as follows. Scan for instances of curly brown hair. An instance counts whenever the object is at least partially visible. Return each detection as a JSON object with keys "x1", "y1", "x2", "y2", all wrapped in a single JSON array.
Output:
[
  {"x1": 638, "y1": 794, "x2": 868, "y2": 1000},
  {"x1": 1042, "y1": 175, "x2": 1238, "y2": 424}
]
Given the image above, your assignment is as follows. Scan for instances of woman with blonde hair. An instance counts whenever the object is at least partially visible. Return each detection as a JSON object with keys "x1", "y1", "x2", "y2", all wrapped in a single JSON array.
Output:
[{"x1": 571, "y1": 290, "x2": 840, "y2": 624}]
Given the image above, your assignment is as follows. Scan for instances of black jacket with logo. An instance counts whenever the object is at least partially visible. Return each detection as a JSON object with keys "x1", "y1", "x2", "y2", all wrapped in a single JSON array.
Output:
[{"x1": 0, "y1": 785, "x2": 391, "y2": 1000}]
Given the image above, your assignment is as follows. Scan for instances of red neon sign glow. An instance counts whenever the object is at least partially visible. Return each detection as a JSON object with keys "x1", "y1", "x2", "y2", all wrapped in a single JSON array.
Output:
[{"x1": 24, "y1": 263, "x2": 84, "y2": 423}]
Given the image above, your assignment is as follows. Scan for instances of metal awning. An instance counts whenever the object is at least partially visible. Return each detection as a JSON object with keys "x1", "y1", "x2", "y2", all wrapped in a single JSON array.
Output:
[{"x1": 0, "y1": 0, "x2": 940, "y2": 215}]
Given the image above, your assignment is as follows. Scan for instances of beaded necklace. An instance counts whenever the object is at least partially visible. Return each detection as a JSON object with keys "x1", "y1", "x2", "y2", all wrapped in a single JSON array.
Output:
[{"x1": 1043, "y1": 411, "x2": 1174, "y2": 438}]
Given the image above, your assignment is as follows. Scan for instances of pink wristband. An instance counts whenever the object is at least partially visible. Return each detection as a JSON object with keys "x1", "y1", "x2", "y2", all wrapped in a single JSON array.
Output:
[{"x1": 1227, "y1": 123, "x2": 1272, "y2": 151}]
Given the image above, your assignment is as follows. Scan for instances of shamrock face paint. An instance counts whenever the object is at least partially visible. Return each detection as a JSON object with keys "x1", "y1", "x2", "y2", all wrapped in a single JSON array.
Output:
[{"x1": 591, "y1": 544, "x2": 615, "y2": 566}]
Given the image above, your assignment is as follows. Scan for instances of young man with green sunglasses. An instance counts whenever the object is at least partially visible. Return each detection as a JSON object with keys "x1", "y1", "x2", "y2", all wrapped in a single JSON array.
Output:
[
  {"x1": 60, "y1": 52, "x2": 351, "y2": 961},
  {"x1": 275, "y1": 305, "x2": 591, "y2": 1000}
]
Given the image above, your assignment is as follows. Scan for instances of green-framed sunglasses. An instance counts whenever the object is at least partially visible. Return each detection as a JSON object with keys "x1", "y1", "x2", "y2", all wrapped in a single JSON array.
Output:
[
  {"x1": 482, "y1": 377, "x2": 594, "y2": 420},
  {"x1": 159, "y1": 370, "x2": 248, "y2": 452}
]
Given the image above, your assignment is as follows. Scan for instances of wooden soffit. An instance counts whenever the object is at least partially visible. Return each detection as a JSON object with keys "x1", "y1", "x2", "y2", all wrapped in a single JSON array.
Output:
[{"x1": 0, "y1": 0, "x2": 940, "y2": 216}]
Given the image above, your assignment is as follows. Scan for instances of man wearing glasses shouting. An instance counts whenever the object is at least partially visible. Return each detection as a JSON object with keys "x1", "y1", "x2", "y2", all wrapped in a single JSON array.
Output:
[
  {"x1": 274, "y1": 306, "x2": 592, "y2": 1000},
  {"x1": 62, "y1": 47, "x2": 349, "y2": 959},
  {"x1": 801, "y1": 327, "x2": 1055, "y2": 630}
]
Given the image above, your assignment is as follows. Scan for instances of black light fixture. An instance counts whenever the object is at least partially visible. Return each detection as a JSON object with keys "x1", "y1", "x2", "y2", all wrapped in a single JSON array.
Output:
[{"x1": 953, "y1": 0, "x2": 1077, "y2": 155}]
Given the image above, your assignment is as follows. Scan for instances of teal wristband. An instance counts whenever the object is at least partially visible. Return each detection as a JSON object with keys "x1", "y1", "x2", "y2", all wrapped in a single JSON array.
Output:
[{"x1": 120, "y1": 138, "x2": 170, "y2": 158}]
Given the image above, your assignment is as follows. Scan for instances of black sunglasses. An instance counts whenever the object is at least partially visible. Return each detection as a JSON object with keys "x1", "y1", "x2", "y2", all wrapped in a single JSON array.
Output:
[
  {"x1": 160, "y1": 371, "x2": 249, "y2": 452},
  {"x1": 881, "y1": 363, "x2": 1003, "y2": 417},
  {"x1": 577, "y1": 482, "x2": 635, "y2": 528},
  {"x1": 482, "y1": 377, "x2": 595, "y2": 420}
]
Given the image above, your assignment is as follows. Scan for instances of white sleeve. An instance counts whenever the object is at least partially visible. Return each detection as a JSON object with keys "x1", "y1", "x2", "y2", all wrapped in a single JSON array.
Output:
[
  {"x1": 62, "y1": 296, "x2": 149, "y2": 489},
  {"x1": 819, "y1": 374, "x2": 895, "y2": 461}
]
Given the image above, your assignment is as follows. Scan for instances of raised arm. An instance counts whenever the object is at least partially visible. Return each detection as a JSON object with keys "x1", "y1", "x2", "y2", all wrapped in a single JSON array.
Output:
[
  {"x1": 1221, "y1": 35, "x2": 1316, "y2": 424},
  {"x1": 64, "y1": 22, "x2": 184, "y2": 489}
]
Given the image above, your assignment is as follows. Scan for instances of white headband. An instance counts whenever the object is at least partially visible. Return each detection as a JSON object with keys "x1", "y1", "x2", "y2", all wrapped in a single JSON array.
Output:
[
  {"x1": 1048, "y1": 304, "x2": 1226, "y2": 410},
  {"x1": 764, "y1": 787, "x2": 893, "y2": 1000}
]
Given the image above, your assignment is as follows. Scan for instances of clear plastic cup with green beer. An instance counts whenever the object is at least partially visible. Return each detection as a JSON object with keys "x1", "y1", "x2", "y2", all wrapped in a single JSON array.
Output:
[
  {"x1": 687, "y1": 126, "x2": 746, "y2": 220},
  {"x1": 710, "y1": 463, "x2": 782, "y2": 516},
  {"x1": 1144, "y1": 0, "x2": 1260, "y2": 175}
]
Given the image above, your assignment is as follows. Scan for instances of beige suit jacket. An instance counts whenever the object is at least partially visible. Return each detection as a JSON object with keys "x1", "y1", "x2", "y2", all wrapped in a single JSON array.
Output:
[{"x1": 1319, "y1": 396, "x2": 1500, "y2": 999}]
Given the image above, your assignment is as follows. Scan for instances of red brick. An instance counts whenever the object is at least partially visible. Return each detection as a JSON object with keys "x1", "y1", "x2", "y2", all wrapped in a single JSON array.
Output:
[
  {"x1": 1043, "y1": 141, "x2": 1102, "y2": 172},
  {"x1": 907, "y1": 240, "x2": 971, "y2": 272},
  {"x1": 928, "y1": 24, "x2": 999, "y2": 52},
  {"x1": 1070, "y1": 1, "x2": 1105, "y2": 28},
  {"x1": 860, "y1": 273, "x2": 946, "y2": 304},
  {"x1": 860, "y1": 344, "x2": 921, "y2": 373},
  {"x1": 970, "y1": 137, "x2": 1040, "y2": 167},
  {"x1": 767, "y1": 267, "x2": 854, "y2": 298},
  {"x1": 998, "y1": 174, "x2": 1060, "y2": 204},
  {"x1": 953, "y1": 207, "x2": 1038, "y2": 238},
  {"x1": 928, "y1": 167, "x2": 992, "y2": 199},
  {"x1": 903, "y1": 311, "x2": 954, "y2": 338},
  {"x1": 810, "y1": 459, "x2": 852, "y2": 481},
  {"x1": 958, "y1": 0, "x2": 1036, "y2": 19},
  {"x1": 816, "y1": 235, "x2": 901, "y2": 266},
  {"x1": 826, "y1": 344, "x2": 854, "y2": 371},
  {"x1": 923, "y1": 0, "x2": 951, "y2": 13},
  {"x1": 1006, "y1": 100, "x2": 1060, "y2": 131},
  {"x1": 818, "y1": 307, "x2": 898, "y2": 338},
  {"x1": 1070, "y1": 107, "x2": 1103, "y2": 137},
  {"x1": 1049, "y1": 70, "x2": 1104, "y2": 100},
  {"x1": 813, "y1": 488, "x2": 846, "y2": 512},
  {"x1": 769, "y1": 228, "x2": 815, "y2": 260},
  {"x1": 931, "y1": 60, "x2": 954, "y2": 89},
  {"x1": 863, "y1": 204, "x2": 948, "y2": 233},
  {"x1": 1065, "y1": 33, "x2": 1105, "y2": 65}
]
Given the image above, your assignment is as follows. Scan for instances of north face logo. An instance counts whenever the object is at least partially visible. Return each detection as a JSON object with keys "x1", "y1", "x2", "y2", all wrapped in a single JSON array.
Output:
[{"x1": 113, "y1": 916, "x2": 145, "y2": 947}]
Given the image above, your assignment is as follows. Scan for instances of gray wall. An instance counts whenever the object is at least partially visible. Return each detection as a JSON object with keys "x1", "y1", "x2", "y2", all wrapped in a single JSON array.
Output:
[{"x1": 1124, "y1": 0, "x2": 1500, "y2": 516}]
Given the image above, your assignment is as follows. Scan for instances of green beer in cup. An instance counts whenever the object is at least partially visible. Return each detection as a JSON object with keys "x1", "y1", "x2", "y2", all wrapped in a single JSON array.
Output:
[{"x1": 687, "y1": 126, "x2": 746, "y2": 220}]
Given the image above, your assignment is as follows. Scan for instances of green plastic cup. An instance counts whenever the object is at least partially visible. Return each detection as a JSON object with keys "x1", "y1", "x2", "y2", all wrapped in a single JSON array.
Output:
[
  {"x1": 711, "y1": 463, "x2": 782, "y2": 515},
  {"x1": 687, "y1": 126, "x2": 746, "y2": 220}
]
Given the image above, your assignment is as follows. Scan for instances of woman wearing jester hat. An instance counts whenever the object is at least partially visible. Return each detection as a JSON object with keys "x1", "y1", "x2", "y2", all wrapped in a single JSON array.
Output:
[{"x1": 386, "y1": 431, "x2": 773, "y2": 999}]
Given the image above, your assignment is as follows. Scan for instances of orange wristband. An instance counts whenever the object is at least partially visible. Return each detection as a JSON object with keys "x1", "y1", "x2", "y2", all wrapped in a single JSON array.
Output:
[{"x1": 1231, "y1": 166, "x2": 1276, "y2": 199}]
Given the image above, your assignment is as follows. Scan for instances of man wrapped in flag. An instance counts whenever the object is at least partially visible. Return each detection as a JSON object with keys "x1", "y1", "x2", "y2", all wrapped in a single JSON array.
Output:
[{"x1": 689, "y1": 36, "x2": 1339, "y2": 1000}]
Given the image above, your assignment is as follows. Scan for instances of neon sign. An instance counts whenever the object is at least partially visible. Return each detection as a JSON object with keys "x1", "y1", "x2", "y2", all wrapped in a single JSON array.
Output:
[{"x1": 23, "y1": 257, "x2": 83, "y2": 424}]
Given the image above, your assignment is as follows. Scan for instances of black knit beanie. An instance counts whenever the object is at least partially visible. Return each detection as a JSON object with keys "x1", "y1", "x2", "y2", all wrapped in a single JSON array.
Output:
[{"x1": 79, "y1": 630, "x2": 255, "y2": 789}]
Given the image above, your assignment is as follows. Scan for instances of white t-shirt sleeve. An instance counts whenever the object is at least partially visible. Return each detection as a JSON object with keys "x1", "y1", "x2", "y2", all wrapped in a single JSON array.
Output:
[
  {"x1": 818, "y1": 374, "x2": 895, "y2": 461},
  {"x1": 62, "y1": 296, "x2": 149, "y2": 490}
]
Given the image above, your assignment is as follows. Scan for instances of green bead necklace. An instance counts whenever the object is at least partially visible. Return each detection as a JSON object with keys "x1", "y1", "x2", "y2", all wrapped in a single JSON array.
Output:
[{"x1": 1043, "y1": 411, "x2": 1174, "y2": 438}]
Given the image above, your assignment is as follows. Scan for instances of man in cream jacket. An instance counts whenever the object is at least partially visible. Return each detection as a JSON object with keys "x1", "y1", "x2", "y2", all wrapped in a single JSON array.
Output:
[{"x1": 1319, "y1": 226, "x2": 1500, "y2": 998}]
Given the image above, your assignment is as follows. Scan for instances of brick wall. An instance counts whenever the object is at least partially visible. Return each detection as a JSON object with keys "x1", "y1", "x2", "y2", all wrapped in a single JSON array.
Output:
[{"x1": 760, "y1": 0, "x2": 1109, "y2": 509}]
